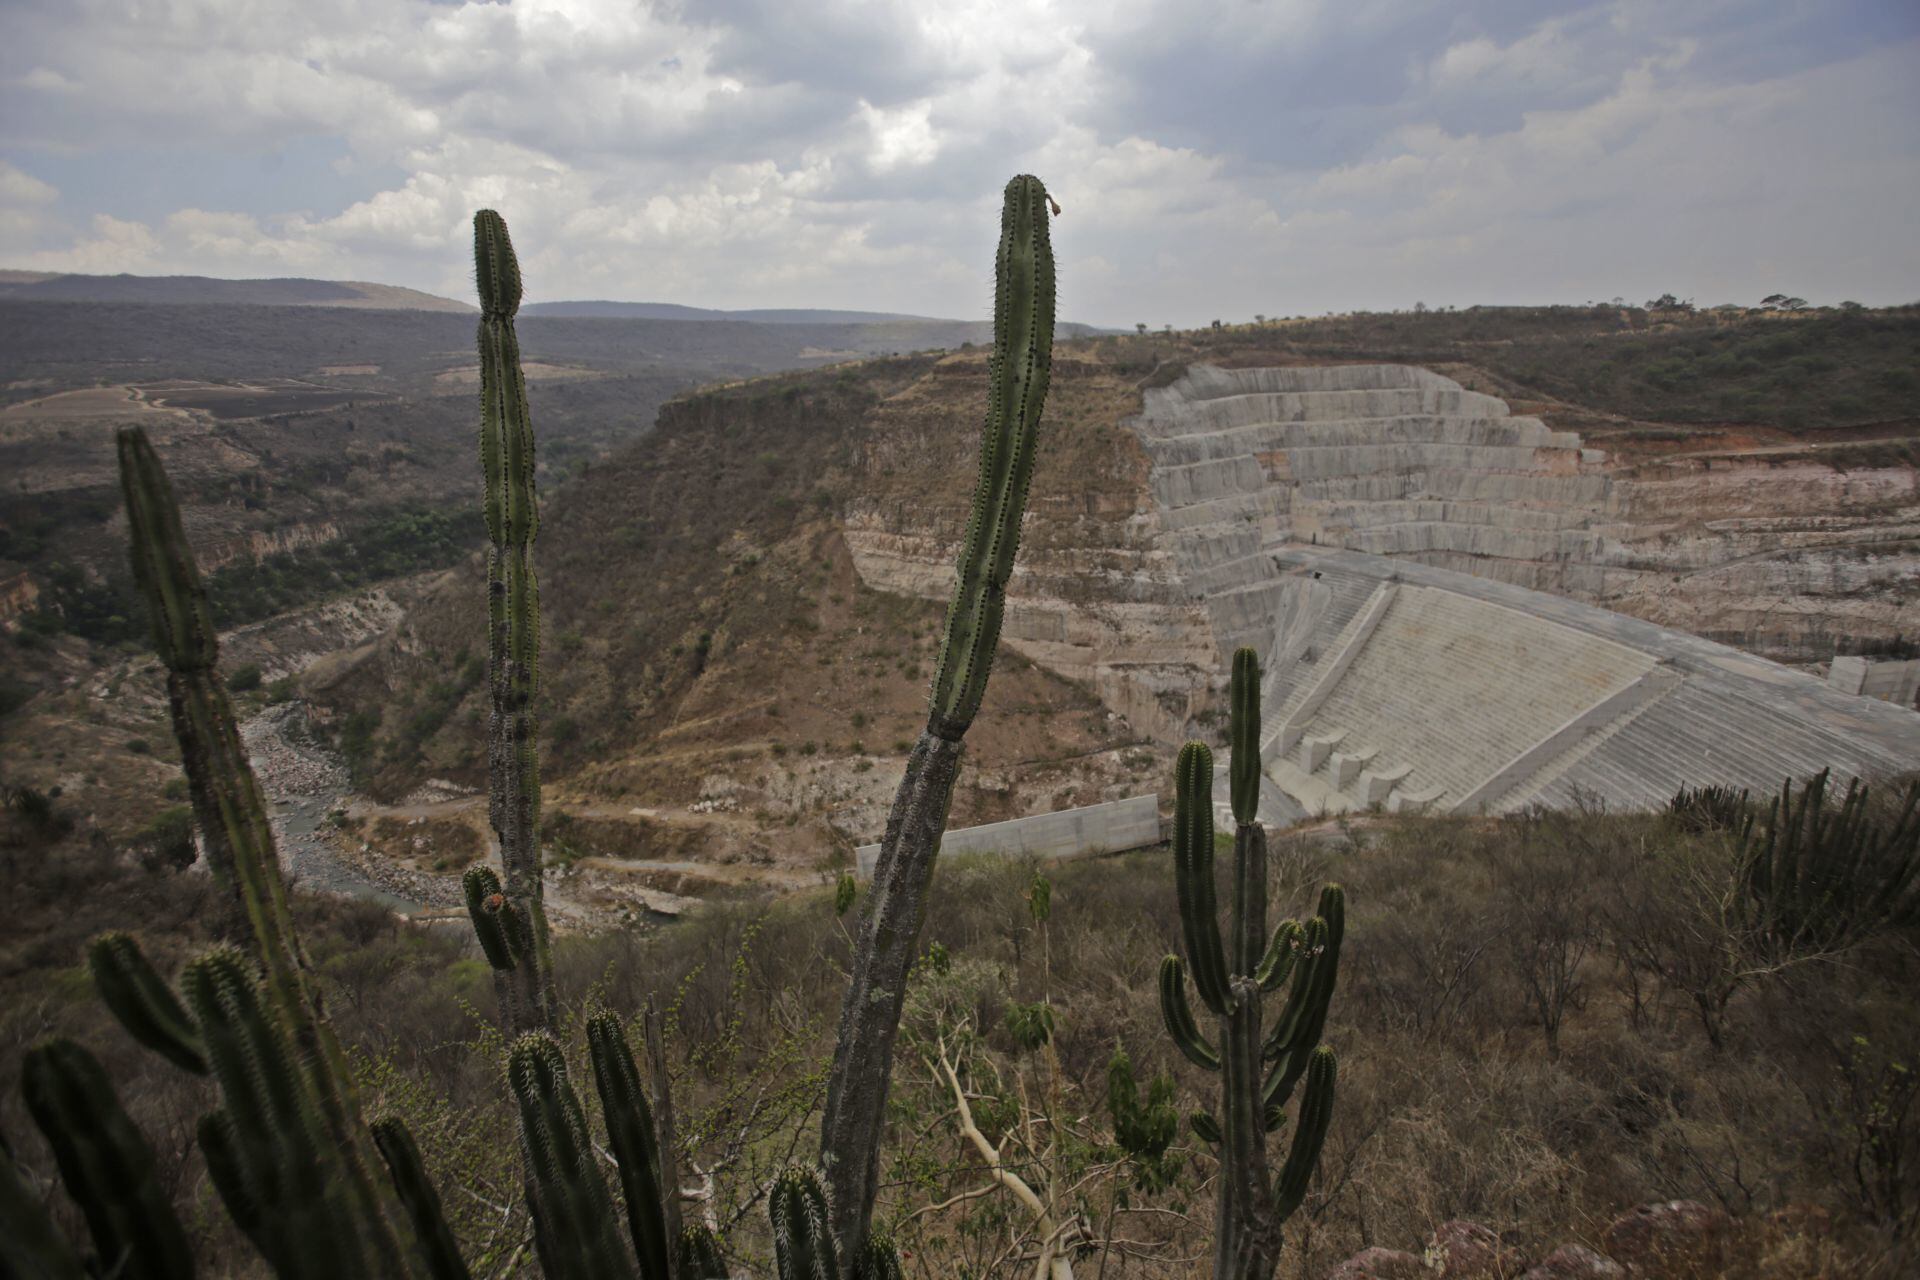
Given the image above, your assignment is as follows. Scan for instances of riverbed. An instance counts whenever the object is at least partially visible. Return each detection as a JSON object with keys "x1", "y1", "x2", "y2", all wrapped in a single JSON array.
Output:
[{"x1": 240, "y1": 702, "x2": 427, "y2": 915}]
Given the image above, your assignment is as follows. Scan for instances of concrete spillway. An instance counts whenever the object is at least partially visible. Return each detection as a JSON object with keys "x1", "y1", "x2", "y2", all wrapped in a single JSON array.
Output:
[{"x1": 1130, "y1": 365, "x2": 1920, "y2": 820}]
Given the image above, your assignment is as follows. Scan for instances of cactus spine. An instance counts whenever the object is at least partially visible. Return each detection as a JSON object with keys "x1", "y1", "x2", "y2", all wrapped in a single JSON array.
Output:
[
  {"x1": 21, "y1": 1039, "x2": 194, "y2": 1280},
  {"x1": 820, "y1": 173, "x2": 1057, "y2": 1260},
  {"x1": 1158, "y1": 649, "x2": 1341, "y2": 1280},
  {"x1": 473, "y1": 208, "x2": 555, "y2": 1032},
  {"x1": 112, "y1": 427, "x2": 420, "y2": 1277}
]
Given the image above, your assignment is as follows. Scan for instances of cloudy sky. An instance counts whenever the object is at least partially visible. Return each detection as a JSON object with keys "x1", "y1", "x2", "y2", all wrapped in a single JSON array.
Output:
[{"x1": 2, "y1": 0, "x2": 1916, "y2": 326}]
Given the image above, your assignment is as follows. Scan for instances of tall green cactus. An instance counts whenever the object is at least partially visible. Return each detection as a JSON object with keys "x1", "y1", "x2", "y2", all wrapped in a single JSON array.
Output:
[
  {"x1": 819, "y1": 173, "x2": 1057, "y2": 1260},
  {"x1": 472, "y1": 208, "x2": 554, "y2": 1032},
  {"x1": 1158, "y1": 648, "x2": 1341, "y2": 1280},
  {"x1": 112, "y1": 427, "x2": 420, "y2": 1277},
  {"x1": 20, "y1": 1039, "x2": 194, "y2": 1280}
]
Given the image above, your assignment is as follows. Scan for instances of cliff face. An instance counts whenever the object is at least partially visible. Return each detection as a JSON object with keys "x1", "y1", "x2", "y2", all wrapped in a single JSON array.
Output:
[
  {"x1": 841, "y1": 349, "x2": 1218, "y2": 744},
  {"x1": 840, "y1": 356, "x2": 1919, "y2": 749}
]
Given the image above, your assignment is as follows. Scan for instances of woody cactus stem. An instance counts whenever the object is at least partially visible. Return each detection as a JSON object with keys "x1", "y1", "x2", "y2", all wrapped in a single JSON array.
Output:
[
  {"x1": 1157, "y1": 649, "x2": 1342, "y2": 1280},
  {"x1": 21, "y1": 1039, "x2": 194, "y2": 1280},
  {"x1": 819, "y1": 173, "x2": 1057, "y2": 1260},
  {"x1": 475, "y1": 208, "x2": 553, "y2": 1031},
  {"x1": 114, "y1": 428, "x2": 415, "y2": 1276}
]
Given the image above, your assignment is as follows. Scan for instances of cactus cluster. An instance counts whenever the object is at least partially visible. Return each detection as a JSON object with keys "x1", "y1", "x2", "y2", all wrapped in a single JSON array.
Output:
[
  {"x1": 16, "y1": 183, "x2": 1029, "y2": 1278},
  {"x1": 820, "y1": 173, "x2": 1058, "y2": 1260},
  {"x1": 768, "y1": 1165, "x2": 902, "y2": 1280},
  {"x1": 1740, "y1": 768, "x2": 1920, "y2": 957},
  {"x1": 471, "y1": 208, "x2": 555, "y2": 1033},
  {"x1": 1158, "y1": 648, "x2": 1342, "y2": 1280}
]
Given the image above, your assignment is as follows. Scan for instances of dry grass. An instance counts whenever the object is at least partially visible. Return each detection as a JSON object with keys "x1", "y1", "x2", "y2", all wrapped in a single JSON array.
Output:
[{"x1": 3, "y1": 798, "x2": 1916, "y2": 1277}]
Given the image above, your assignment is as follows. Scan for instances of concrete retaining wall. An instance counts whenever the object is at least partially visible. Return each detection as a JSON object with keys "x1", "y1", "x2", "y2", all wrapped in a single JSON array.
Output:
[
  {"x1": 1830, "y1": 656, "x2": 1920, "y2": 707},
  {"x1": 855, "y1": 794, "x2": 1161, "y2": 878}
]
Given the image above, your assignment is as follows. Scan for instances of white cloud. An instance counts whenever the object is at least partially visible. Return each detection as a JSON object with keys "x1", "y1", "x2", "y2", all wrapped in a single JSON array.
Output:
[{"x1": 0, "y1": 1, "x2": 1914, "y2": 321}]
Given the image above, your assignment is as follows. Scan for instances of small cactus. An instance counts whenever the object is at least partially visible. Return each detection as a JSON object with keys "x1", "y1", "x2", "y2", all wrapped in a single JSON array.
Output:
[
  {"x1": 770, "y1": 1164, "x2": 839, "y2": 1280},
  {"x1": 677, "y1": 1224, "x2": 729, "y2": 1279},
  {"x1": 1156, "y1": 649, "x2": 1342, "y2": 1279}
]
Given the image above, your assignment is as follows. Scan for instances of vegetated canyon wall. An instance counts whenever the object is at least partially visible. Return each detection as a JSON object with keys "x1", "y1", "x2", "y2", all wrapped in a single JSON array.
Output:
[{"x1": 844, "y1": 358, "x2": 1919, "y2": 753}]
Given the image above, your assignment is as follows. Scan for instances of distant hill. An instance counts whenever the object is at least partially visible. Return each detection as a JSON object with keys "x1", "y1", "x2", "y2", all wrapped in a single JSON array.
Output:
[
  {"x1": 0, "y1": 270, "x2": 474, "y2": 314},
  {"x1": 521, "y1": 300, "x2": 946, "y2": 324}
]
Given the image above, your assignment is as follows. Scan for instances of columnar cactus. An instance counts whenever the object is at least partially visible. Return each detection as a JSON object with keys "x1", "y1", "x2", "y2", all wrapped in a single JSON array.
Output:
[
  {"x1": 820, "y1": 173, "x2": 1057, "y2": 1260},
  {"x1": 112, "y1": 428, "x2": 420, "y2": 1277},
  {"x1": 20, "y1": 1039, "x2": 194, "y2": 1280},
  {"x1": 1740, "y1": 768, "x2": 1920, "y2": 957},
  {"x1": 369, "y1": 1119, "x2": 473, "y2": 1280},
  {"x1": 509, "y1": 1033, "x2": 637, "y2": 1280},
  {"x1": 472, "y1": 208, "x2": 555, "y2": 1032},
  {"x1": 1158, "y1": 648, "x2": 1341, "y2": 1280},
  {"x1": 587, "y1": 1014, "x2": 675, "y2": 1279}
]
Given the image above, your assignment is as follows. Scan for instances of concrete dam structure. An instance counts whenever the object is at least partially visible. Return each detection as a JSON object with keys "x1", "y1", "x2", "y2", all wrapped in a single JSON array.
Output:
[{"x1": 1130, "y1": 364, "x2": 1920, "y2": 823}]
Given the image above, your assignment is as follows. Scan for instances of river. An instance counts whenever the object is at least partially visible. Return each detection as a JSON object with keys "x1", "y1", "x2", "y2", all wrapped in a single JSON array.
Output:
[{"x1": 239, "y1": 702, "x2": 427, "y2": 915}]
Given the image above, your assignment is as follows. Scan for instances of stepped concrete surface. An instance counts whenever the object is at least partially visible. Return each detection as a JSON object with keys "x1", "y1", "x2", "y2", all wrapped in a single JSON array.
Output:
[
  {"x1": 1267, "y1": 546, "x2": 1920, "y2": 815},
  {"x1": 1123, "y1": 364, "x2": 1919, "y2": 821}
]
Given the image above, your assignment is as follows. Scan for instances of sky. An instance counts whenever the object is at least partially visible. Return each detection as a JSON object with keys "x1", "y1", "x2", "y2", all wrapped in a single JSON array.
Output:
[{"x1": 2, "y1": 0, "x2": 1917, "y2": 328}]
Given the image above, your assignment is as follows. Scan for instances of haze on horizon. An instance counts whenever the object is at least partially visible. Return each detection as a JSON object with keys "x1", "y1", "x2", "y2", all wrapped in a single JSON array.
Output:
[{"x1": 2, "y1": 0, "x2": 1917, "y2": 330}]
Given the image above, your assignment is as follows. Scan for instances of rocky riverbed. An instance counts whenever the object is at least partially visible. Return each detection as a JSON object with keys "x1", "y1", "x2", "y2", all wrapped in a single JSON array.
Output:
[{"x1": 240, "y1": 702, "x2": 435, "y2": 914}]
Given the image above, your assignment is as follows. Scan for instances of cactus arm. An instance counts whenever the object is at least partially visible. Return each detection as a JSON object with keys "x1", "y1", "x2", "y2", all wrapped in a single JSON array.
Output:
[
  {"x1": 769, "y1": 1164, "x2": 840, "y2": 1280},
  {"x1": 87, "y1": 933, "x2": 206, "y2": 1076},
  {"x1": 182, "y1": 950, "x2": 362, "y2": 1280},
  {"x1": 1189, "y1": 1110, "x2": 1222, "y2": 1146},
  {"x1": 1229, "y1": 648, "x2": 1261, "y2": 827},
  {"x1": 926, "y1": 175, "x2": 1056, "y2": 738},
  {"x1": 196, "y1": 1112, "x2": 264, "y2": 1256},
  {"x1": 586, "y1": 1015, "x2": 674, "y2": 1280},
  {"x1": 1158, "y1": 955, "x2": 1222, "y2": 1070},
  {"x1": 0, "y1": 1137, "x2": 90, "y2": 1280},
  {"x1": 1253, "y1": 920, "x2": 1303, "y2": 993},
  {"x1": 1173, "y1": 742, "x2": 1233, "y2": 1015},
  {"x1": 1271, "y1": 1048, "x2": 1336, "y2": 1222},
  {"x1": 507, "y1": 1034, "x2": 637, "y2": 1280},
  {"x1": 474, "y1": 209, "x2": 554, "y2": 1033},
  {"x1": 21, "y1": 1039, "x2": 194, "y2": 1280},
  {"x1": 370, "y1": 1119, "x2": 473, "y2": 1280}
]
